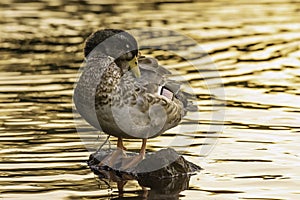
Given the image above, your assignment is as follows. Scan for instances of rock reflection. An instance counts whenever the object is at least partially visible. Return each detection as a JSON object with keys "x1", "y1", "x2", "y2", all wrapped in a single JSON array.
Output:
[
  {"x1": 137, "y1": 175, "x2": 191, "y2": 200},
  {"x1": 111, "y1": 175, "x2": 191, "y2": 200}
]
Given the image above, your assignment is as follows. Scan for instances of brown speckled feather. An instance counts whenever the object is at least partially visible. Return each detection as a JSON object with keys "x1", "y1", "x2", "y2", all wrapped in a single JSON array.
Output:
[{"x1": 74, "y1": 55, "x2": 195, "y2": 139}]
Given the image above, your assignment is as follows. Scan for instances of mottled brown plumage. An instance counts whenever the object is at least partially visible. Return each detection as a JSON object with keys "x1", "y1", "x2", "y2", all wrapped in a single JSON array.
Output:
[{"x1": 73, "y1": 29, "x2": 196, "y2": 169}]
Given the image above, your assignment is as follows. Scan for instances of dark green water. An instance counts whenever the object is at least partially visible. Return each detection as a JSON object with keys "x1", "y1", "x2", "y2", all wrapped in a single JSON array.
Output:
[{"x1": 1, "y1": 0, "x2": 300, "y2": 199}]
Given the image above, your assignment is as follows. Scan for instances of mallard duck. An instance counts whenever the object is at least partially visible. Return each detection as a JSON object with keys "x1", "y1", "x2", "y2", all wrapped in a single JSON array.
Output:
[{"x1": 74, "y1": 29, "x2": 196, "y2": 170}]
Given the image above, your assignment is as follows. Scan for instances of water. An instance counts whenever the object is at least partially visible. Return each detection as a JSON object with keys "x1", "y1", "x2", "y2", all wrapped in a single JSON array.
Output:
[{"x1": 1, "y1": 0, "x2": 300, "y2": 199}]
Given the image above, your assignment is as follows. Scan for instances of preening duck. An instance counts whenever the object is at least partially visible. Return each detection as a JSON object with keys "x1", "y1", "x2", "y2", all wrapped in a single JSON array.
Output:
[{"x1": 74, "y1": 29, "x2": 196, "y2": 170}]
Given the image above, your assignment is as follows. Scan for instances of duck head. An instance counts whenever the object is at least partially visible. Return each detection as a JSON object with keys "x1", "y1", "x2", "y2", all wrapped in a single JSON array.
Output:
[{"x1": 84, "y1": 29, "x2": 140, "y2": 78}]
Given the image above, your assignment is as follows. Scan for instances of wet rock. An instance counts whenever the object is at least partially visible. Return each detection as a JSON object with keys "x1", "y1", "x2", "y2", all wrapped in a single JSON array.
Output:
[
  {"x1": 135, "y1": 148, "x2": 202, "y2": 180},
  {"x1": 88, "y1": 148, "x2": 202, "y2": 187}
]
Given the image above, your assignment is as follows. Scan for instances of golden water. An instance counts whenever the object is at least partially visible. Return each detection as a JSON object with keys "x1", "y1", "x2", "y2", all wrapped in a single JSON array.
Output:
[{"x1": 1, "y1": 0, "x2": 300, "y2": 199}]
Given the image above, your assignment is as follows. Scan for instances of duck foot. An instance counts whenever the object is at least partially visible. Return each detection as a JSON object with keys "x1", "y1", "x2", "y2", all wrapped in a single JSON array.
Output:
[
  {"x1": 98, "y1": 138, "x2": 147, "y2": 171},
  {"x1": 120, "y1": 138, "x2": 146, "y2": 171},
  {"x1": 99, "y1": 148, "x2": 126, "y2": 168},
  {"x1": 99, "y1": 150, "x2": 145, "y2": 171},
  {"x1": 120, "y1": 153, "x2": 145, "y2": 171}
]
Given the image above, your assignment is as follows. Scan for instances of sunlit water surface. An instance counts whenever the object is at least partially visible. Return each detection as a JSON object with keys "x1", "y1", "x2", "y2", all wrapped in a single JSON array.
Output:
[{"x1": 1, "y1": 0, "x2": 300, "y2": 199}]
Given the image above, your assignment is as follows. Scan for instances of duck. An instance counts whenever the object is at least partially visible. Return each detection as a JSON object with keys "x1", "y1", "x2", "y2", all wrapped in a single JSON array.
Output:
[{"x1": 73, "y1": 29, "x2": 196, "y2": 170}]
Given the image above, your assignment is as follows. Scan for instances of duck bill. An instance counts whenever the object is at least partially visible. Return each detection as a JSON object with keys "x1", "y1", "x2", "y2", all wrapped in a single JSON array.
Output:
[{"x1": 128, "y1": 56, "x2": 140, "y2": 78}]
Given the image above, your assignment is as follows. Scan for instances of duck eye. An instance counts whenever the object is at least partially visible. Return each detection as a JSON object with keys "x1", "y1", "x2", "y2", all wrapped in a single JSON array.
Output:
[{"x1": 126, "y1": 52, "x2": 133, "y2": 60}]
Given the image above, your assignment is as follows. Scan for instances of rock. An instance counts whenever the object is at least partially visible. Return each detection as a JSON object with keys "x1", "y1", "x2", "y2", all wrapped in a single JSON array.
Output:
[
  {"x1": 135, "y1": 148, "x2": 201, "y2": 178},
  {"x1": 87, "y1": 148, "x2": 202, "y2": 193}
]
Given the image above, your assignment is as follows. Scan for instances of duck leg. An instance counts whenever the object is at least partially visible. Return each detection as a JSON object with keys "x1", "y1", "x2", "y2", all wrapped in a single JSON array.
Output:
[
  {"x1": 117, "y1": 137, "x2": 127, "y2": 151},
  {"x1": 120, "y1": 138, "x2": 147, "y2": 170},
  {"x1": 99, "y1": 137, "x2": 126, "y2": 167}
]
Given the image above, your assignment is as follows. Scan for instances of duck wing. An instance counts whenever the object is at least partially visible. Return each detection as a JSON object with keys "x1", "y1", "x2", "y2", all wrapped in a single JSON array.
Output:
[{"x1": 137, "y1": 56, "x2": 197, "y2": 113}]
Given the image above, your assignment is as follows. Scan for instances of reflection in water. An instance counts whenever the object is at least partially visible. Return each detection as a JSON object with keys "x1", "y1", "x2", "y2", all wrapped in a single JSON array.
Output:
[
  {"x1": 137, "y1": 175, "x2": 190, "y2": 200},
  {"x1": 99, "y1": 173, "x2": 191, "y2": 200},
  {"x1": 109, "y1": 176, "x2": 191, "y2": 200},
  {"x1": 1, "y1": 0, "x2": 300, "y2": 199}
]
